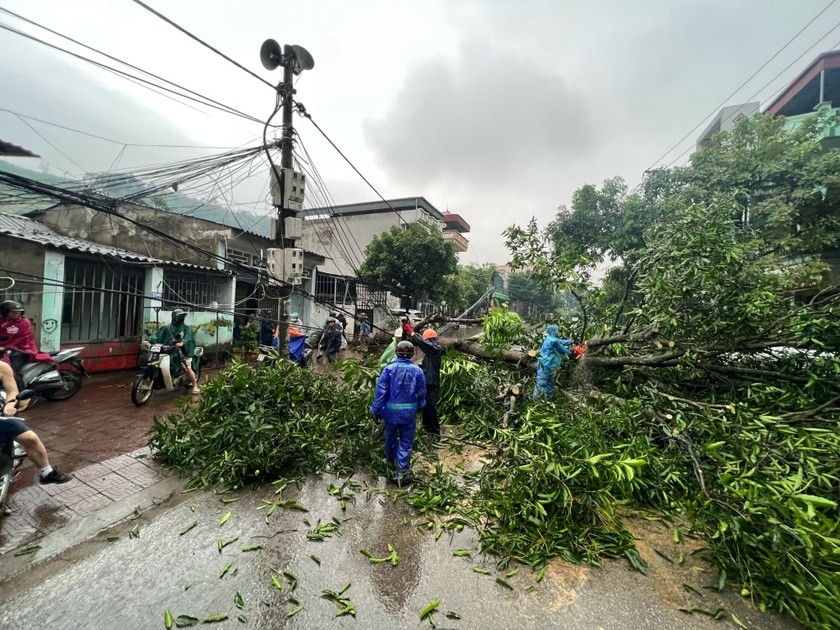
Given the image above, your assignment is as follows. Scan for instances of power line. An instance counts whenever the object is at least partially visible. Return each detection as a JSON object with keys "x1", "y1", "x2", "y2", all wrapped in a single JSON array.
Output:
[
  {"x1": 658, "y1": 20, "x2": 840, "y2": 171},
  {"x1": 0, "y1": 16, "x2": 266, "y2": 125},
  {"x1": 294, "y1": 101, "x2": 409, "y2": 228},
  {"x1": 645, "y1": 0, "x2": 840, "y2": 170},
  {"x1": 130, "y1": 0, "x2": 276, "y2": 91},
  {"x1": 0, "y1": 107, "x2": 236, "y2": 149},
  {"x1": 12, "y1": 113, "x2": 88, "y2": 175}
]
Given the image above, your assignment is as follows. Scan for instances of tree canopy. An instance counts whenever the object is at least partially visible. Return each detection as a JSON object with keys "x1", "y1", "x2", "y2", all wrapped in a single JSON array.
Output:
[
  {"x1": 359, "y1": 222, "x2": 458, "y2": 303},
  {"x1": 502, "y1": 111, "x2": 840, "y2": 628}
]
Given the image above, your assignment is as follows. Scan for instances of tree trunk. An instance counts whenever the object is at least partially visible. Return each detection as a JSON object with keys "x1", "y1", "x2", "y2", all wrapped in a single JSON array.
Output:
[{"x1": 437, "y1": 338, "x2": 538, "y2": 368}]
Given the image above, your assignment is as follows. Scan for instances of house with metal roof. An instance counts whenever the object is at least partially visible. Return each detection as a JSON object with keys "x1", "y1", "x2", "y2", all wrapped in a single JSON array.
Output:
[{"x1": 0, "y1": 211, "x2": 233, "y2": 372}]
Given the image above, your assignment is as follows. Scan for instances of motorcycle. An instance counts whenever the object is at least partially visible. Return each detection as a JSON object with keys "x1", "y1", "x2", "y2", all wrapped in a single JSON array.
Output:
[
  {"x1": 131, "y1": 339, "x2": 204, "y2": 406},
  {"x1": 0, "y1": 389, "x2": 36, "y2": 513},
  {"x1": 256, "y1": 335, "x2": 314, "y2": 368},
  {"x1": 7, "y1": 347, "x2": 87, "y2": 401}
]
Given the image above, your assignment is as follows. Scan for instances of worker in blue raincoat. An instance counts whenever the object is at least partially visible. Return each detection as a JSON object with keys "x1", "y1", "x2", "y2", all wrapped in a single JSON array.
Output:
[
  {"x1": 533, "y1": 324, "x2": 573, "y2": 400},
  {"x1": 371, "y1": 340, "x2": 426, "y2": 486}
]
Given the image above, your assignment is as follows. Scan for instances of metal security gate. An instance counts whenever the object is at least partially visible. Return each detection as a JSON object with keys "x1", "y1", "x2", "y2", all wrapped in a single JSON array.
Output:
[{"x1": 61, "y1": 258, "x2": 145, "y2": 342}]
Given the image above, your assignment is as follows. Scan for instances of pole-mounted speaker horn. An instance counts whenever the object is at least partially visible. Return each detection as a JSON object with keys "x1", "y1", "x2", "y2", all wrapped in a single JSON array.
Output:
[
  {"x1": 260, "y1": 39, "x2": 283, "y2": 70},
  {"x1": 289, "y1": 45, "x2": 315, "y2": 75}
]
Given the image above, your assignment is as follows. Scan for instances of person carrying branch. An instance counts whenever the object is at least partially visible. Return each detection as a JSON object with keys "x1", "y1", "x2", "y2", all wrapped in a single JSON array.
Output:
[
  {"x1": 371, "y1": 340, "x2": 426, "y2": 486},
  {"x1": 402, "y1": 319, "x2": 443, "y2": 443},
  {"x1": 532, "y1": 324, "x2": 573, "y2": 400}
]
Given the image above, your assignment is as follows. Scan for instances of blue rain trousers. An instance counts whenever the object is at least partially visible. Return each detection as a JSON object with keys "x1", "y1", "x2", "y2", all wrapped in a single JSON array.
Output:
[
  {"x1": 371, "y1": 358, "x2": 426, "y2": 478},
  {"x1": 533, "y1": 336, "x2": 573, "y2": 400}
]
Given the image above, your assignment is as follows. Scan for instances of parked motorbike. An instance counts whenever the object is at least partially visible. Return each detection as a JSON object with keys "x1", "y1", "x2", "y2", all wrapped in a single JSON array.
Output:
[
  {"x1": 7, "y1": 347, "x2": 86, "y2": 401},
  {"x1": 0, "y1": 389, "x2": 36, "y2": 513},
  {"x1": 131, "y1": 339, "x2": 204, "y2": 406},
  {"x1": 256, "y1": 336, "x2": 314, "y2": 368}
]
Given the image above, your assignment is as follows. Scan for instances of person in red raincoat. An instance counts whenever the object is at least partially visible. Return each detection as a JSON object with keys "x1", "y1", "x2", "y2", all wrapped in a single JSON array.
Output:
[{"x1": 0, "y1": 300, "x2": 52, "y2": 387}]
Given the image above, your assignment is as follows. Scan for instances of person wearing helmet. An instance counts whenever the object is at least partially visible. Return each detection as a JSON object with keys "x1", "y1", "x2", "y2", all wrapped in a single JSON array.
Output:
[
  {"x1": 402, "y1": 321, "x2": 443, "y2": 443},
  {"x1": 532, "y1": 324, "x2": 573, "y2": 400},
  {"x1": 143, "y1": 309, "x2": 199, "y2": 394},
  {"x1": 317, "y1": 317, "x2": 342, "y2": 364},
  {"x1": 0, "y1": 300, "x2": 52, "y2": 387},
  {"x1": 370, "y1": 340, "x2": 426, "y2": 486}
]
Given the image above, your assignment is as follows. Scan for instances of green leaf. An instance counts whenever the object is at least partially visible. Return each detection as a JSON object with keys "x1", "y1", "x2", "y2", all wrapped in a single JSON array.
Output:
[
  {"x1": 12, "y1": 545, "x2": 41, "y2": 557},
  {"x1": 287, "y1": 605, "x2": 304, "y2": 617},
  {"x1": 472, "y1": 567, "x2": 490, "y2": 574},
  {"x1": 234, "y1": 592, "x2": 245, "y2": 609},
  {"x1": 174, "y1": 616, "x2": 200, "y2": 627},
  {"x1": 219, "y1": 561, "x2": 233, "y2": 579},
  {"x1": 420, "y1": 599, "x2": 440, "y2": 620},
  {"x1": 219, "y1": 512, "x2": 232, "y2": 527},
  {"x1": 202, "y1": 613, "x2": 228, "y2": 623},
  {"x1": 179, "y1": 521, "x2": 197, "y2": 536},
  {"x1": 164, "y1": 609, "x2": 174, "y2": 629}
]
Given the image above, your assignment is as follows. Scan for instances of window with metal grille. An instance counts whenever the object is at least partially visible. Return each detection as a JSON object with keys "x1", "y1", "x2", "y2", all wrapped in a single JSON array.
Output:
[
  {"x1": 162, "y1": 269, "x2": 228, "y2": 308},
  {"x1": 61, "y1": 258, "x2": 144, "y2": 342},
  {"x1": 314, "y1": 273, "x2": 356, "y2": 305}
]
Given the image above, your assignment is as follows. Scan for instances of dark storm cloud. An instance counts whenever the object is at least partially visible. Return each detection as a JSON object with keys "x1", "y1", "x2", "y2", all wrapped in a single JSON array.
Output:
[{"x1": 363, "y1": 38, "x2": 593, "y2": 188}]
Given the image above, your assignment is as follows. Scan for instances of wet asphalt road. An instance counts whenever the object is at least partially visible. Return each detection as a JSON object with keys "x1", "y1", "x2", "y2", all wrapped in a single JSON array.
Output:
[{"x1": 0, "y1": 472, "x2": 798, "y2": 630}]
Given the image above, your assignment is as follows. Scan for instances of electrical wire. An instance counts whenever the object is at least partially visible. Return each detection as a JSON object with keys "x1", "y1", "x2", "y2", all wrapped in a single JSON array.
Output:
[
  {"x1": 0, "y1": 107, "x2": 236, "y2": 149},
  {"x1": 129, "y1": 0, "x2": 276, "y2": 91},
  {"x1": 645, "y1": 0, "x2": 840, "y2": 170},
  {"x1": 0, "y1": 20, "x2": 266, "y2": 125},
  {"x1": 294, "y1": 101, "x2": 409, "y2": 227}
]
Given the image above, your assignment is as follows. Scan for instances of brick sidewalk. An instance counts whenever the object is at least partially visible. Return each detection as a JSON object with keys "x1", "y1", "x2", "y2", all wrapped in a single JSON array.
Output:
[
  {"x1": 0, "y1": 368, "x2": 208, "y2": 555},
  {"x1": 0, "y1": 446, "x2": 176, "y2": 554}
]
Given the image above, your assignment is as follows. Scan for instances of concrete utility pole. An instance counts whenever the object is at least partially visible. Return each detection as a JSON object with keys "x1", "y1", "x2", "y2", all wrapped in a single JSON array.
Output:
[
  {"x1": 260, "y1": 39, "x2": 314, "y2": 356},
  {"x1": 274, "y1": 53, "x2": 295, "y2": 355}
]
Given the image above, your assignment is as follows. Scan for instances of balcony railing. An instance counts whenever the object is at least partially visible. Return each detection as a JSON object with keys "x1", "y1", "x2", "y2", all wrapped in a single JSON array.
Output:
[{"x1": 443, "y1": 229, "x2": 469, "y2": 252}]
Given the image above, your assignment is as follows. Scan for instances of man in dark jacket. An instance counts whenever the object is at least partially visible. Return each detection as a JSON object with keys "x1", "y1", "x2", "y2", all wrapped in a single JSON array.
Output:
[
  {"x1": 403, "y1": 321, "x2": 443, "y2": 442},
  {"x1": 255, "y1": 309, "x2": 278, "y2": 348},
  {"x1": 318, "y1": 317, "x2": 342, "y2": 364}
]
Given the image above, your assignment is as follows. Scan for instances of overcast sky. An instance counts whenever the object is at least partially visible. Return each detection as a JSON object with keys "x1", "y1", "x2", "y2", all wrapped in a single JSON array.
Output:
[{"x1": 1, "y1": 0, "x2": 838, "y2": 264}]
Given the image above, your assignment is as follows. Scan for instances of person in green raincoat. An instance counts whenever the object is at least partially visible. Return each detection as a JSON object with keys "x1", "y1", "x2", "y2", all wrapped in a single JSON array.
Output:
[{"x1": 145, "y1": 308, "x2": 200, "y2": 394}]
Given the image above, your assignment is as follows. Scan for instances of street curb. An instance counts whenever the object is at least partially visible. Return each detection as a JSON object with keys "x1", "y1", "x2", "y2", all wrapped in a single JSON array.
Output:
[{"x1": 0, "y1": 475, "x2": 186, "y2": 586}]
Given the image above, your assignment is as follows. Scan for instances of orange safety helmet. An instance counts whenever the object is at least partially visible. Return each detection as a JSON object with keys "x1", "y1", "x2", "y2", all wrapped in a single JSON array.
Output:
[{"x1": 422, "y1": 328, "x2": 438, "y2": 340}]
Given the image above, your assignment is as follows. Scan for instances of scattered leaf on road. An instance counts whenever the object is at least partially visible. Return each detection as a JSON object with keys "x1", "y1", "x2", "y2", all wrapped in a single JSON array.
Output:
[
  {"x1": 287, "y1": 605, "x2": 304, "y2": 617},
  {"x1": 234, "y1": 592, "x2": 245, "y2": 609},
  {"x1": 452, "y1": 549, "x2": 471, "y2": 557},
  {"x1": 203, "y1": 613, "x2": 228, "y2": 623},
  {"x1": 164, "y1": 609, "x2": 173, "y2": 629},
  {"x1": 420, "y1": 599, "x2": 440, "y2": 620},
  {"x1": 472, "y1": 567, "x2": 490, "y2": 574},
  {"x1": 241, "y1": 544, "x2": 262, "y2": 552},
  {"x1": 219, "y1": 512, "x2": 231, "y2": 527},
  {"x1": 13, "y1": 545, "x2": 41, "y2": 557},
  {"x1": 174, "y1": 615, "x2": 199, "y2": 627},
  {"x1": 496, "y1": 578, "x2": 514, "y2": 590},
  {"x1": 179, "y1": 521, "x2": 197, "y2": 536},
  {"x1": 219, "y1": 561, "x2": 233, "y2": 579},
  {"x1": 310, "y1": 554, "x2": 321, "y2": 565}
]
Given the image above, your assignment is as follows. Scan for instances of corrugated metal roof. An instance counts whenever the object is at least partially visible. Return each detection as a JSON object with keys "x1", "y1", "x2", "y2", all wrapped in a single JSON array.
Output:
[
  {"x1": 0, "y1": 212, "x2": 226, "y2": 273},
  {"x1": 0, "y1": 140, "x2": 39, "y2": 158}
]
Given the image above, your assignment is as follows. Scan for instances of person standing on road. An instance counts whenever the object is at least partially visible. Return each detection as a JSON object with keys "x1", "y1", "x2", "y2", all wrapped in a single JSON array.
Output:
[
  {"x1": 371, "y1": 340, "x2": 426, "y2": 486},
  {"x1": 532, "y1": 324, "x2": 573, "y2": 400},
  {"x1": 254, "y1": 309, "x2": 278, "y2": 348},
  {"x1": 359, "y1": 313, "x2": 372, "y2": 348},
  {"x1": 402, "y1": 321, "x2": 443, "y2": 443},
  {"x1": 318, "y1": 317, "x2": 342, "y2": 364}
]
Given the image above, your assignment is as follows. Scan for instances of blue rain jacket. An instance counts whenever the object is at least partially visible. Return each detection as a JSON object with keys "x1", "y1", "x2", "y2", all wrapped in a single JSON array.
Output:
[
  {"x1": 533, "y1": 326, "x2": 572, "y2": 400},
  {"x1": 371, "y1": 358, "x2": 426, "y2": 425}
]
